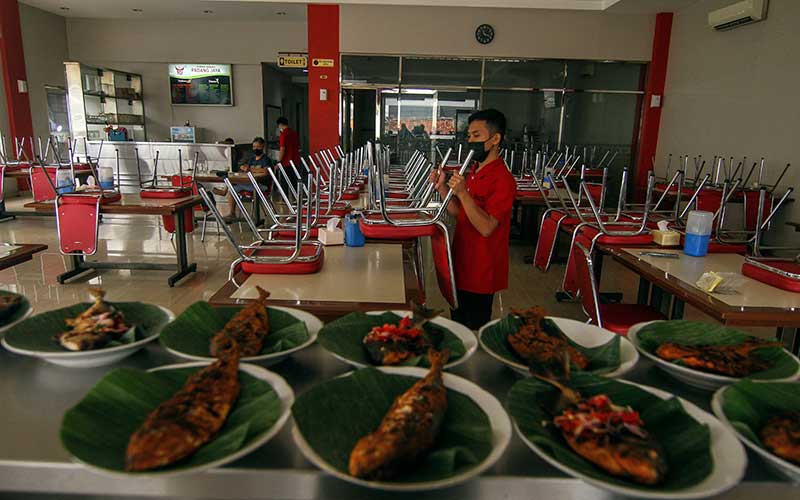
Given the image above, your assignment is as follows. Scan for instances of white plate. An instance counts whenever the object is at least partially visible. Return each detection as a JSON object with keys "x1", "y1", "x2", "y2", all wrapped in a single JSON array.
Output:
[
  {"x1": 70, "y1": 361, "x2": 294, "y2": 478},
  {"x1": 1, "y1": 305, "x2": 175, "y2": 368},
  {"x1": 514, "y1": 379, "x2": 747, "y2": 499},
  {"x1": 478, "y1": 316, "x2": 638, "y2": 378},
  {"x1": 322, "y1": 310, "x2": 478, "y2": 370},
  {"x1": 292, "y1": 365, "x2": 512, "y2": 491},
  {"x1": 162, "y1": 306, "x2": 322, "y2": 366},
  {"x1": 628, "y1": 321, "x2": 800, "y2": 391},
  {"x1": 712, "y1": 384, "x2": 800, "y2": 484}
]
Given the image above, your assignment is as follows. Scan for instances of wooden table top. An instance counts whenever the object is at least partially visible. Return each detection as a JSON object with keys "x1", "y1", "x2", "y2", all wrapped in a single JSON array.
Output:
[
  {"x1": 209, "y1": 241, "x2": 424, "y2": 321},
  {"x1": 25, "y1": 194, "x2": 202, "y2": 216},
  {"x1": 599, "y1": 244, "x2": 800, "y2": 327},
  {"x1": 0, "y1": 243, "x2": 48, "y2": 271}
]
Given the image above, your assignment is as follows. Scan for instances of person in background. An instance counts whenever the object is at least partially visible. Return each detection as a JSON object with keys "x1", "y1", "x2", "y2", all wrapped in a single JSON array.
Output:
[
  {"x1": 429, "y1": 109, "x2": 517, "y2": 330},
  {"x1": 213, "y1": 137, "x2": 271, "y2": 196},
  {"x1": 276, "y1": 117, "x2": 302, "y2": 192}
]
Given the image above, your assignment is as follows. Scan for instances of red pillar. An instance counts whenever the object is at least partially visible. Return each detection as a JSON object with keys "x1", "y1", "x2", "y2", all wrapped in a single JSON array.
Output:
[
  {"x1": 0, "y1": 0, "x2": 34, "y2": 152},
  {"x1": 307, "y1": 4, "x2": 340, "y2": 153},
  {"x1": 635, "y1": 12, "x2": 673, "y2": 192}
]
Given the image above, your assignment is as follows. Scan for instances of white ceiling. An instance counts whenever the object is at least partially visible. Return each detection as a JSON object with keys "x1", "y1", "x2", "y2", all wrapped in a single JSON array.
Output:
[
  {"x1": 22, "y1": 0, "x2": 699, "y2": 20},
  {"x1": 21, "y1": 0, "x2": 308, "y2": 21}
]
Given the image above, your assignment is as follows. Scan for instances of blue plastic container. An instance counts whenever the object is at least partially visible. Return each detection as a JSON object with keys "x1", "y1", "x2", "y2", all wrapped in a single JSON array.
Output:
[
  {"x1": 684, "y1": 210, "x2": 713, "y2": 257},
  {"x1": 684, "y1": 233, "x2": 711, "y2": 257},
  {"x1": 344, "y1": 212, "x2": 365, "y2": 247},
  {"x1": 100, "y1": 181, "x2": 115, "y2": 189}
]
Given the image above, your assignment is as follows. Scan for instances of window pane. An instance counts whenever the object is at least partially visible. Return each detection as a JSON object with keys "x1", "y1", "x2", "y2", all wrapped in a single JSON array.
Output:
[
  {"x1": 402, "y1": 57, "x2": 482, "y2": 87},
  {"x1": 483, "y1": 59, "x2": 566, "y2": 88},
  {"x1": 565, "y1": 61, "x2": 644, "y2": 91},
  {"x1": 342, "y1": 55, "x2": 399, "y2": 84},
  {"x1": 482, "y1": 90, "x2": 563, "y2": 153}
]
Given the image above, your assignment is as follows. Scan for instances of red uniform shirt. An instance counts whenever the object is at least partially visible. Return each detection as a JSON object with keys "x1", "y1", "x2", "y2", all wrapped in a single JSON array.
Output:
[
  {"x1": 279, "y1": 127, "x2": 301, "y2": 167},
  {"x1": 452, "y1": 158, "x2": 517, "y2": 294}
]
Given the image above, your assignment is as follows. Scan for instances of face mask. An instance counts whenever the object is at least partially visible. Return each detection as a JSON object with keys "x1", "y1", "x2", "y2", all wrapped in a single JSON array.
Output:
[
  {"x1": 252, "y1": 148, "x2": 263, "y2": 156},
  {"x1": 467, "y1": 141, "x2": 489, "y2": 163}
]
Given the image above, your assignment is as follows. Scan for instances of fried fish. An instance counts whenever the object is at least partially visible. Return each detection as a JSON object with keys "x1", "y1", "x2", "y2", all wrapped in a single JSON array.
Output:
[
  {"x1": 210, "y1": 286, "x2": 270, "y2": 358},
  {"x1": 348, "y1": 349, "x2": 449, "y2": 480},
  {"x1": 507, "y1": 307, "x2": 589, "y2": 370},
  {"x1": 655, "y1": 338, "x2": 783, "y2": 377},
  {"x1": 761, "y1": 412, "x2": 800, "y2": 465},
  {"x1": 362, "y1": 304, "x2": 441, "y2": 366},
  {"x1": 125, "y1": 349, "x2": 242, "y2": 471},
  {"x1": 533, "y1": 353, "x2": 668, "y2": 485},
  {"x1": 58, "y1": 288, "x2": 131, "y2": 351}
]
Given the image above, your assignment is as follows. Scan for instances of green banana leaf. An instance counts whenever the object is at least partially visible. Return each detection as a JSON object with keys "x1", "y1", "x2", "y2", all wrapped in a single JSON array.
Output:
[
  {"x1": 3, "y1": 302, "x2": 171, "y2": 352},
  {"x1": 719, "y1": 379, "x2": 800, "y2": 449},
  {"x1": 481, "y1": 314, "x2": 621, "y2": 374},
  {"x1": 292, "y1": 367, "x2": 492, "y2": 482},
  {"x1": 317, "y1": 312, "x2": 466, "y2": 367},
  {"x1": 61, "y1": 366, "x2": 281, "y2": 472},
  {"x1": 636, "y1": 321, "x2": 798, "y2": 379},
  {"x1": 0, "y1": 290, "x2": 30, "y2": 327},
  {"x1": 508, "y1": 372, "x2": 712, "y2": 491},
  {"x1": 159, "y1": 301, "x2": 309, "y2": 358}
]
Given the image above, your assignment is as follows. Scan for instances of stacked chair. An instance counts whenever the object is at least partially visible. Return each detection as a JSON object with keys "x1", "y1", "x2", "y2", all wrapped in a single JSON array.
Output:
[{"x1": 358, "y1": 144, "x2": 475, "y2": 309}]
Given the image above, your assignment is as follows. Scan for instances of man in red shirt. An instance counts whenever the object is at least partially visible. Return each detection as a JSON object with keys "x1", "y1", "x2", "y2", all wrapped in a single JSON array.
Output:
[
  {"x1": 276, "y1": 117, "x2": 302, "y2": 192},
  {"x1": 430, "y1": 109, "x2": 517, "y2": 329}
]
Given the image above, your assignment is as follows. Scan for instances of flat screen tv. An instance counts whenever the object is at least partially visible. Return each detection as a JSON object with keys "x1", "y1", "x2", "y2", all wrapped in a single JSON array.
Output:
[{"x1": 169, "y1": 63, "x2": 233, "y2": 106}]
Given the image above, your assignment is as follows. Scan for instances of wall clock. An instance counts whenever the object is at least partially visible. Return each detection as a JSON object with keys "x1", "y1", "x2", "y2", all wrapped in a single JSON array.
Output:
[{"x1": 475, "y1": 24, "x2": 495, "y2": 45}]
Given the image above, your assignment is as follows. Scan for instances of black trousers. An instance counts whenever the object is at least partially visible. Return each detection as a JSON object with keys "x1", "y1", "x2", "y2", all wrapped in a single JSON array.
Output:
[{"x1": 451, "y1": 290, "x2": 494, "y2": 330}]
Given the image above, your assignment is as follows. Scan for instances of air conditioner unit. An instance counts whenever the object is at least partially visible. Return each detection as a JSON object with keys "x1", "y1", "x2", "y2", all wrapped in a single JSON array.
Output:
[{"x1": 709, "y1": 0, "x2": 768, "y2": 31}]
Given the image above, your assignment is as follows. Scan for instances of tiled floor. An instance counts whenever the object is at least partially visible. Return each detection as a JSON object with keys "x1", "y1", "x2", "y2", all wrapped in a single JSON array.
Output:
[{"x1": 0, "y1": 193, "x2": 770, "y2": 337}]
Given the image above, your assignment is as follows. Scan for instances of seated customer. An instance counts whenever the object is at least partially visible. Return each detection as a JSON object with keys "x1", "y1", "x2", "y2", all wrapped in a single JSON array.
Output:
[{"x1": 213, "y1": 137, "x2": 272, "y2": 196}]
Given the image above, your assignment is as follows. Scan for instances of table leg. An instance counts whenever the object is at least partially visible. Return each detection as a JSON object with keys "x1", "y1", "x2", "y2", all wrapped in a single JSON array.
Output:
[
  {"x1": 168, "y1": 208, "x2": 197, "y2": 287},
  {"x1": 57, "y1": 254, "x2": 92, "y2": 283},
  {"x1": 637, "y1": 277, "x2": 651, "y2": 304},
  {"x1": 670, "y1": 298, "x2": 685, "y2": 319},
  {"x1": 0, "y1": 200, "x2": 16, "y2": 223},
  {"x1": 777, "y1": 327, "x2": 799, "y2": 355}
]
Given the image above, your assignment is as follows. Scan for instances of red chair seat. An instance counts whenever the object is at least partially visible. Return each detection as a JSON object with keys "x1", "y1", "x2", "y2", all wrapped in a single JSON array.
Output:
[
  {"x1": 597, "y1": 304, "x2": 667, "y2": 336},
  {"x1": 386, "y1": 191, "x2": 409, "y2": 199},
  {"x1": 579, "y1": 225, "x2": 653, "y2": 246},
  {"x1": 431, "y1": 225, "x2": 456, "y2": 309},
  {"x1": 141, "y1": 189, "x2": 192, "y2": 199},
  {"x1": 57, "y1": 195, "x2": 101, "y2": 254},
  {"x1": 359, "y1": 213, "x2": 437, "y2": 239},
  {"x1": 274, "y1": 227, "x2": 320, "y2": 239},
  {"x1": 241, "y1": 245, "x2": 324, "y2": 274},
  {"x1": 742, "y1": 261, "x2": 800, "y2": 292},
  {"x1": 516, "y1": 190, "x2": 545, "y2": 198},
  {"x1": 534, "y1": 210, "x2": 570, "y2": 271}
]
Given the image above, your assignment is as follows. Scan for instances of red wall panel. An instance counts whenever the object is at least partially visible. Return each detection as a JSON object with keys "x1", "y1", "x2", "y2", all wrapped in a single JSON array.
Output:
[
  {"x1": 307, "y1": 4, "x2": 340, "y2": 153},
  {"x1": 0, "y1": 0, "x2": 34, "y2": 150}
]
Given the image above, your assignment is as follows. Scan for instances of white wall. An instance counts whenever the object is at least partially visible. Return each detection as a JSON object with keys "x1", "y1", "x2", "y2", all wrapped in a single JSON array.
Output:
[
  {"x1": 66, "y1": 18, "x2": 307, "y2": 142},
  {"x1": 341, "y1": 5, "x2": 655, "y2": 61},
  {"x1": 657, "y1": 0, "x2": 800, "y2": 245}
]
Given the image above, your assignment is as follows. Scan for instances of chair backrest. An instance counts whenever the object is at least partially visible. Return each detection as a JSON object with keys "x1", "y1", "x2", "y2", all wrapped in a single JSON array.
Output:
[
  {"x1": 573, "y1": 241, "x2": 602, "y2": 328},
  {"x1": 55, "y1": 194, "x2": 102, "y2": 255}
]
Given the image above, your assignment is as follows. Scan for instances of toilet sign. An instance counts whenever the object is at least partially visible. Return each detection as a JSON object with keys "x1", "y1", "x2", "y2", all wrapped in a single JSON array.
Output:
[
  {"x1": 278, "y1": 53, "x2": 308, "y2": 69},
  {"x1": 311, "y1": 58, "x2": 335, "y2": 68}
]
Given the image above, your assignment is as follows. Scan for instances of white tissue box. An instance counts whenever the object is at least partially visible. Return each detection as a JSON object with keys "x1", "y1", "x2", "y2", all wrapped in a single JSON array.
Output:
[{"x1": 318, "y1": 227, "x2": 344, "y2": 246}]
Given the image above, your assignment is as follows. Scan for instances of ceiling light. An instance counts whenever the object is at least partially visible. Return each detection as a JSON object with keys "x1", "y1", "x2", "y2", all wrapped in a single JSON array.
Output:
[
  {"x1": 276, "y1": 11, "x2": 287, "y2": 16},
  {"x1": 132, "y1": 8, "x2": 143, "y2": 13},
  {"x1": 203, "y1": 10, "x2": 213, "y2": 14}
]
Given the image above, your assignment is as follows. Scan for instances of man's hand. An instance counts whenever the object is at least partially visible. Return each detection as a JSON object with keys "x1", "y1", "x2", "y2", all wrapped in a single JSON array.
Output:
[
  {"x1": 448, "y1": 173, "x2": 467, "y2": 197},
  {"x1": 240, "y1": 165, "x2": 250, "y2": 172},
  {"x1": 429, "y1": 168, "x2": 445, "y2": 189}
]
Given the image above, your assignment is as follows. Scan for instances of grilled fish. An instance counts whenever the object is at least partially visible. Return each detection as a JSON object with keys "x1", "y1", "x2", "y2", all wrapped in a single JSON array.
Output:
[
  {"x1": 363, "y1": 304, "x2": 441, "y2": 366},
  {"x1": 533, "y1": 353, "x2": 668, "y2": 485},
  {"x1": 348, "y1": 349, "x2": 449, "y2": 479},
  {"x1": 58, "y1": 288, "x2": 131, "y2": 351},
  {"x1": 508, "y1": 307, "x2": 589, "y2": 370},
  {"x1": 761, "y1": 412, "x2": 800, "y2": 465},
  {"x1": 125, "y1": 349, "x2": 242, "y2": 471},
  {"x1": 655, "y1": 338, "x2": 784, "y2": 377},
  {"x1": 210, "y1": 287, "x2": 270, "y2": 358}
]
